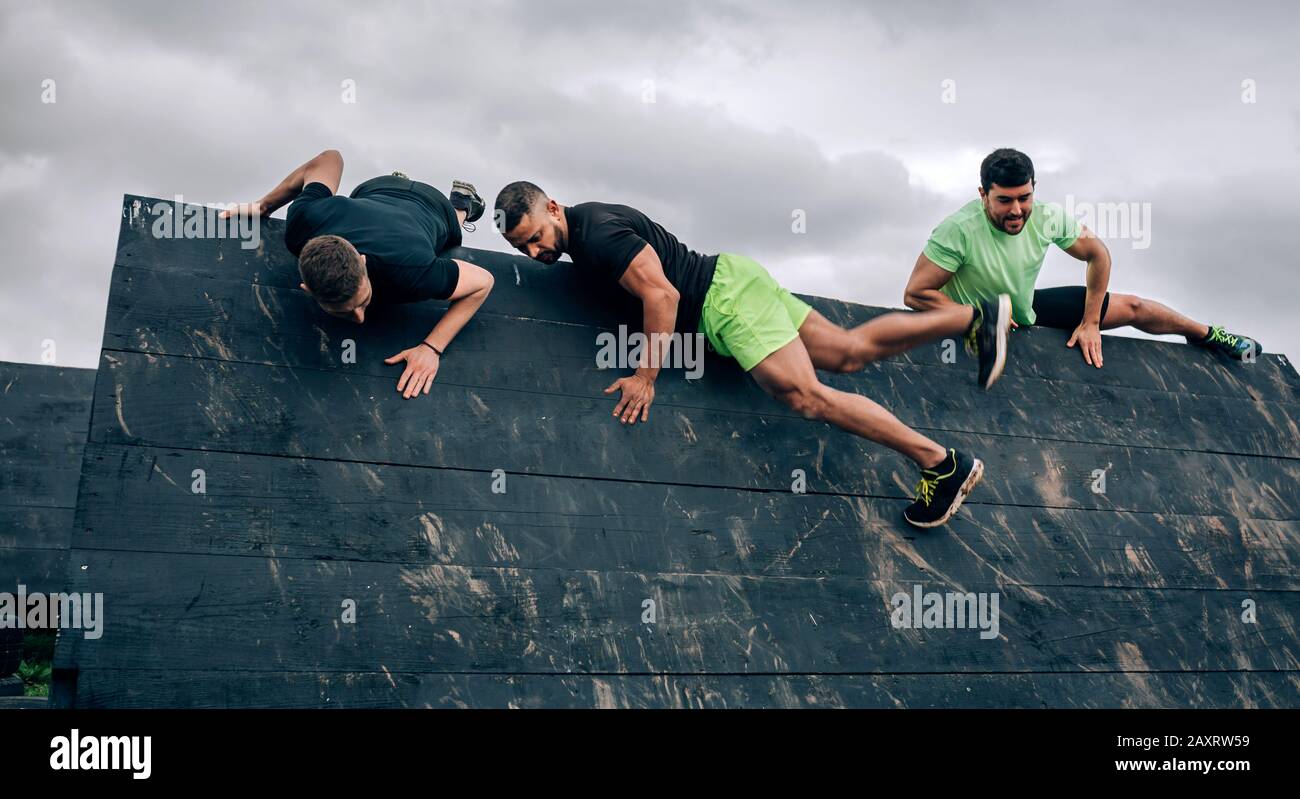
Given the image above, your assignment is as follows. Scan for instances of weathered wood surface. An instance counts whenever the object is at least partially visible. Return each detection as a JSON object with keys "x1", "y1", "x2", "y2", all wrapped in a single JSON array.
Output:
[
  {"x1": 69, "y1": 444, "x2": 1300, "y2": 591},
  {"x1": 70, "y1": 669, "x2": 1300, "y2": 710},
  {"x1": 103, "y1": 266, "x2": 1300, "y2": 460},
  {"x1": 112, "y1": 195, "x2": 1300, "y2": 404},
  {"x1": 0, "y1": 363, "x2": 95, "y2": 595},
  {"x1": 88, "y1": 350, "x2": 1300, "y2": 520},
  {"x1": 50, "y1": 194, "x2": 1300, "y2": 708},
  {"x1": 55, "y1": 549, "x2": 1299, "y2": 676}
]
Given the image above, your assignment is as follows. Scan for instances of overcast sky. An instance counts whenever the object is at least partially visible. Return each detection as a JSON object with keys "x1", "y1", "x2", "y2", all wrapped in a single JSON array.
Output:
[{"x1": 1, "y1": 0, "x2": 1296, "y2": 368}]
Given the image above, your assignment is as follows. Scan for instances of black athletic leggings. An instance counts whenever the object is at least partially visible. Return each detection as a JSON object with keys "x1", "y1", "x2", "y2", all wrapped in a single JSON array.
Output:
[{"x1": 1031, "y1": 286, "x2": 1111, "y2": 330}]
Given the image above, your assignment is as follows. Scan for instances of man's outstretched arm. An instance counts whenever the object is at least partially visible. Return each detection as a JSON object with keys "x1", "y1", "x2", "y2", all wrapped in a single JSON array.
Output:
[
  {"x1": 221, "y1": 149, "x2": 344, "y2": 218},
  {"x1": 608, "y1": 244, "x2": 679, "y2": 425},
  {"x1": 384, "y1": 261, "x2": 495, "y2": 399}
]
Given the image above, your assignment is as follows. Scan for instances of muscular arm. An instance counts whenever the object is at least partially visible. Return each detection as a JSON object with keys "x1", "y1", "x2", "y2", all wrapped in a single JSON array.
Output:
[
  {"x1": 617, "y1": 244, "x2": 680, "y2": 381},
  {"x1": 1059, "y1": 225, "x2": 1110, "y2": 367},
  {"x1": 384, "y1": 261, "x2": 494, "y2": 399},
  {"x1": 1062, "y1": 225, "x2": 1111, "y2": 326},
  {"x1": 903, "y1": 253, "x2": 959, "y2": 311},
  {"x1": 598, "y1": 243, "x2": 678, "y2": 424},
  {"x1": 224, "y1": 149, "x2": 345, "y2": 218},
  {"x1": 423, "y1": 261, "x2": 494, "y2": 353}
]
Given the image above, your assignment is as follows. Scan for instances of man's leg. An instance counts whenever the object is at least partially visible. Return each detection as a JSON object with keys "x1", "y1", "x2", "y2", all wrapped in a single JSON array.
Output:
[
  {"x1": 1035, "y1": 286, "x2": 1262, "y2": 359},
  {"x1": 1101, "y1": 293, "x2": 1208, "y2": 338},
  {"x1": 704, "y1": 252, "x2": 984, "y2": 526},
  {"x1": 748, "y1": 337, "x2": 983, "y2": 527},
  {"x1": 749, "y1": 336, "x2": 947, "y2": 468},
  {"x1": 797, "y1": 307, "x2": 973, "y2": 373},
  {"x1": 797, "y1": 298, "x2": 1012, "y2": 390},
  {"x1": 1104, "y1": 294, "x2": 1266, "y2": 359}
]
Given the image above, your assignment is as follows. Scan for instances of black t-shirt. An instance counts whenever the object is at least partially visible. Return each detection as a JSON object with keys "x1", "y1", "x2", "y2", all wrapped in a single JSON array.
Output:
[
  {"x1": 285, "y1": 180, "x2": 461, "y2": 303},
  {"x1": 564, "y1": 202, "x2": 718, "y2": 335}
]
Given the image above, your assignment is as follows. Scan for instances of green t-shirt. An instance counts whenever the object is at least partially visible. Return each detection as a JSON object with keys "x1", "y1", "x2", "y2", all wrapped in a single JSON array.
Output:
[{"x1": 923, "y1": 198, "x2": 1081, "y2": 325}]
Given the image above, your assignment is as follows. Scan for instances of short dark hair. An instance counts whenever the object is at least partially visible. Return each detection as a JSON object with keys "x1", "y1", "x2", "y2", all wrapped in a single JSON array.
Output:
[
  {"x1": 980, "y1": 148, "x2": 1035, "y2": 193},
  {"x1": 299, "y1": 235, "x2": 363, "y2": 304},
  {"x1": 493, "y1": 181, "x2": 546, "y2": 233}
]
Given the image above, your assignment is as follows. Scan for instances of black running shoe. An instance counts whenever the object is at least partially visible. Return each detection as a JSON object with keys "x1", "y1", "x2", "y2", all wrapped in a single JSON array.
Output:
[
  {"x1": 964, "y1": 294, "x2": 1011, "y2": 389},
  {"x1": 1192, "y1": 325, "x2": 1262, "y2": 361},
  {"x1": 449, "y1": 179, "x2": 485, "y2": 231},
  {"x1": 903, "y1": 449, "x2": 984, "y2": 528}
]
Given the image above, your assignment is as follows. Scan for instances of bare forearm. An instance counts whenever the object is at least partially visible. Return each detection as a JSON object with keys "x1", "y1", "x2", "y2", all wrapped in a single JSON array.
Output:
[
  {"x1": 423, "y1": 284, "x2": 490, "y2": 352},
  {"x1": 1082, "y1": 250, "x2": 1111, "y2": 325},
  {"x1": 638, "y1": 292, "x2": 679, "y2": 381},
  {"x1": 258, "y1": 150, "x2": 342, "y2": 214}
]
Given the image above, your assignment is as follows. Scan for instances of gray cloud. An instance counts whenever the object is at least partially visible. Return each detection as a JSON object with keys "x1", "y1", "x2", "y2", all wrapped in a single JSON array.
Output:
[
  {"x1": 485, "y1": 86, "x2": 941, "y2": 257},
  {"x1": 0, "y1": 0, "x2": 1295, "y2": 368}
]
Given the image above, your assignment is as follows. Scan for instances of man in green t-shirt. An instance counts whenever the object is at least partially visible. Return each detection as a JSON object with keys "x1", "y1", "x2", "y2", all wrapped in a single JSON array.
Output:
[{"x1": 903, "y1": 148, "x2": 1261, "y2": 368}]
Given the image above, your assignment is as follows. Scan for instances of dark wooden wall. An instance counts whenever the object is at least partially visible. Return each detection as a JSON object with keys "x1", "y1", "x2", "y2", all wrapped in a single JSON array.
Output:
[
  {"x1": 0, "y1": 362, "x2": 95, "y2": 596},
  {"x1": 52, "y1": 195, "x2": 1300, "y2": 707}
]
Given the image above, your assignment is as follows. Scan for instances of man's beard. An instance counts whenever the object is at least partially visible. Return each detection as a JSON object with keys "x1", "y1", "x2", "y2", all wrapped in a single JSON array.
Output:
[
  {"x1": 998, "y1": 207, "x2": 1032, "y2": 233},
  {"x1": 540, "y1": 221, "x2": 567, "y2": 262}
]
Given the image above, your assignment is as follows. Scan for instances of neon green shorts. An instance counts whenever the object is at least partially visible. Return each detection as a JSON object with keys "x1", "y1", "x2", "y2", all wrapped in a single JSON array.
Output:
[{"x1": 698, "y1": 252, "x2": 813, "y2": 372}]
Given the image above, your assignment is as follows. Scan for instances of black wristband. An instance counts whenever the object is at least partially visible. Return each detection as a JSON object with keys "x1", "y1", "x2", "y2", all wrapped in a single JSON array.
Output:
[{"x1": 420, "y1": 341, "x2": 443, "y2": 357}]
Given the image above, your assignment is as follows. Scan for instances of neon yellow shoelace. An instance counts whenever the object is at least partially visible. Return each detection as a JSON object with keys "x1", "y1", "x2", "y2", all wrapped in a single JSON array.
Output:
[
  {"x1": 913, "y1": 474, "x2": 938, "y2": 506},
  {"x1": 914, "y1": 450, "x2": 959, "y2": 507},
  {"x1": 1208, "y1": 326, "x2": 1238, "y2": 347}
]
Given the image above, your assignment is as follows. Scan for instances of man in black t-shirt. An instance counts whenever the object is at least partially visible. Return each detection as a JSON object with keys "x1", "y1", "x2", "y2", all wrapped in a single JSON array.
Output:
[
  {"x1": 495, "y1": 181, "x2": 1011, "y2": 529},
  {"x1": 223, "y1": 149, "x2": 494, "y2": 399}
]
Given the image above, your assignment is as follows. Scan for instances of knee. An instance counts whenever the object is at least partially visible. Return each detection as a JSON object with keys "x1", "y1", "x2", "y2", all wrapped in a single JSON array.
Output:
[
  {"x1": 1112, "y1": 293, "x2": 1143, "y2": 321},
  {"x1": 779, "y1": 381, "x2": 832, "y2": 419}
]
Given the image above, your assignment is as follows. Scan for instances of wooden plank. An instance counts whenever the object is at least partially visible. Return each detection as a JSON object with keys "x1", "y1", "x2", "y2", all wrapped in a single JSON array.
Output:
[
  {"x1": 0, "y1": 461, "x2": 84, "y2": 510},
  {"x1": 0, "y1": 696, "x2": 49, "y2": 708},
  {"x1": 72, "y1": 443, "x2": 1300, "y2": 591},
  {"x1": 0, "y1": 361, "x2": 96, "y2": 405},
  {"x1": 0, "y1": 507, "x2": 75, "y2": 552},
  {"x1": 0, "y1": 546, "x2": 69, "y2": 596},
  {"x1": 0, "y1": 363, "x2": 93, "y2": 598},
  {"x1": 0, "y1": 363, "x2": 96, "y2": 508},
  {"x1": 111, "y1": 194, "x2": 1300, "y2": 403},
  {"x1": 102, "y1": 266, "x2": 1300, "y2": 459},
  {"x1": 89, "y1": 351, "x2": 1300, "y2": 520},
  {"x1": 66, "y1": 669, "x2": 1300, "y2": 709},
  {"x1": 54, "y1": 549, "x2": 1300, "y2": 675}
]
